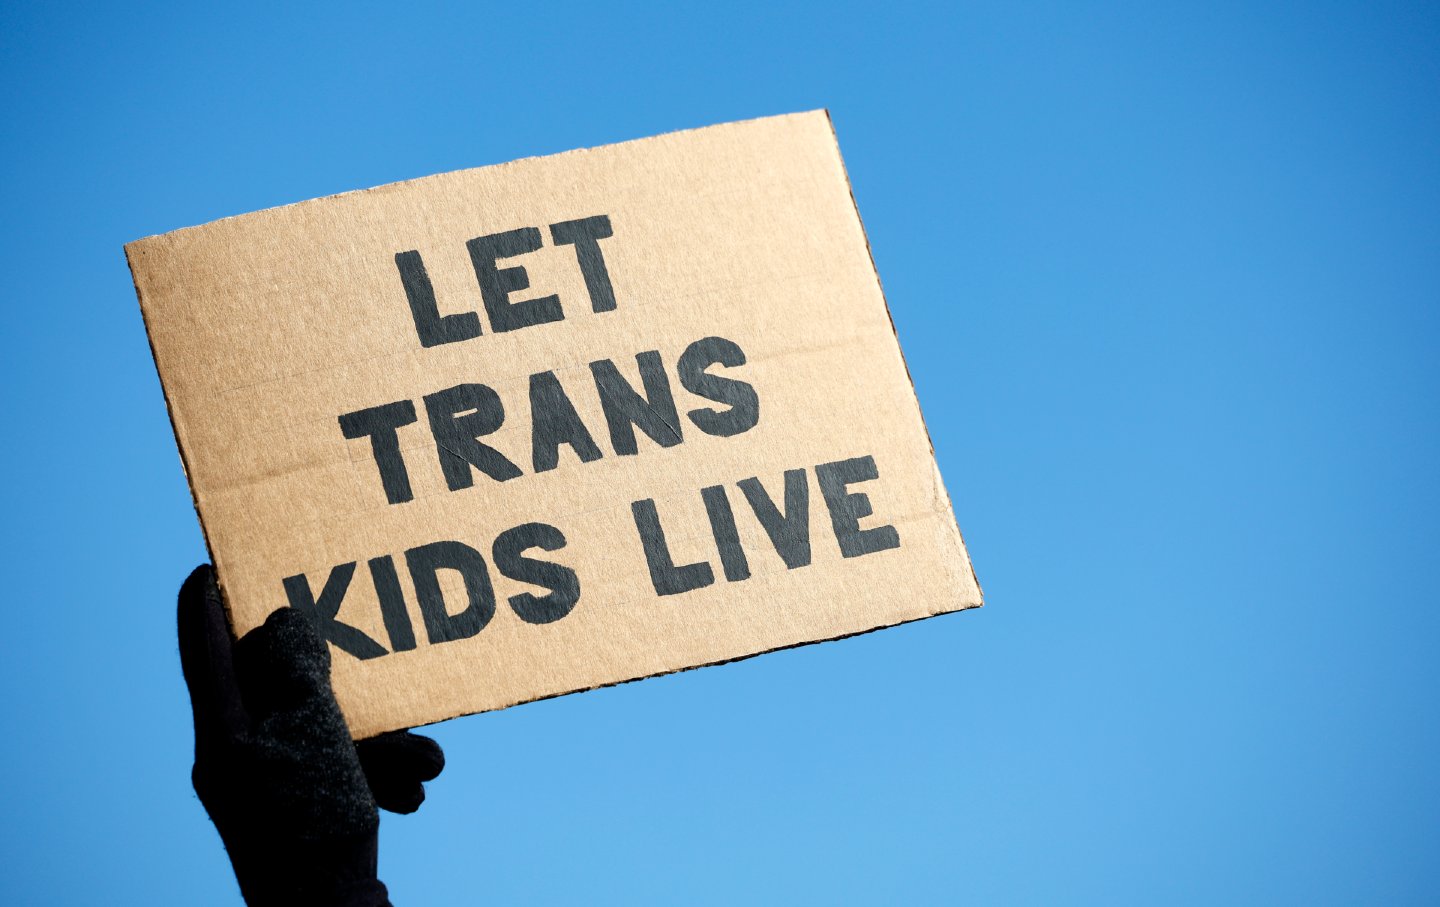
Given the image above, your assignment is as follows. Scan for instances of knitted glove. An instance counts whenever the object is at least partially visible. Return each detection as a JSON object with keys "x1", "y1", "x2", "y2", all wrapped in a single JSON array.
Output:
[{"x1": 178, "y1": 564, "x2": 444, "y2": 905}]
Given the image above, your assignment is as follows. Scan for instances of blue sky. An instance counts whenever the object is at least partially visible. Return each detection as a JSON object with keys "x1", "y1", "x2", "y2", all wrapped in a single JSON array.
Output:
[{"x1": 1, "y1": 2, "x2": 1436, "y2": 903}]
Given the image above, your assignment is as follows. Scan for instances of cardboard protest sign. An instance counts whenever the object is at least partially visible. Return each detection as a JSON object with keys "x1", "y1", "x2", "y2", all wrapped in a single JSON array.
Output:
[{"x1": 127, "y1": 110, "x2": 982, "y2": 738}]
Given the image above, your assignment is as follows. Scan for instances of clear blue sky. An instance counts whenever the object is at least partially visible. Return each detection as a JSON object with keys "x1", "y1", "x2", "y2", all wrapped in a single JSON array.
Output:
[{"x1": 2, "y1": 2, "x2": 1436, "y2": 903}]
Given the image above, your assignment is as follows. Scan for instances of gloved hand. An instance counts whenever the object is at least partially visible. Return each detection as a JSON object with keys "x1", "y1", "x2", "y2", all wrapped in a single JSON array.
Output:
[{"x1": 178, "y1": 564, "x2": 445, "y2": 906}]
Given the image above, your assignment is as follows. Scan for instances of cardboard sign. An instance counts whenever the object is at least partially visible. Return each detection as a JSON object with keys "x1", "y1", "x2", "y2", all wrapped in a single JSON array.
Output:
[{"x1": 127, "y1": 111, "x2": 982, "y2": 738}]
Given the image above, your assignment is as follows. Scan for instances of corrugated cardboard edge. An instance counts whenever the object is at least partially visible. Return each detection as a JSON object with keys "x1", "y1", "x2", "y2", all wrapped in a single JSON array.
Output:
[
  {"x1": 819, "y1": 109, "x2": 984, "y2": 613},
  {"x1": 412, "y1": 607, "x2": 980, "y2": 729},
  {"x1": 124, "y1": 110, "x2": 984, "y2": 732},
  {"x1": 124, "y1": 245, "x2": 226, "y2": 607},
  {"x1": 126, "y1": 110, "x2": 837, "y2": 247}
]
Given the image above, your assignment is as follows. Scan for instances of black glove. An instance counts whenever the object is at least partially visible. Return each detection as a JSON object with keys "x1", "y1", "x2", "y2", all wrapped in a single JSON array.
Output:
[{"x1": 178, "y1": 564, "x2": 444, "y2": 906}]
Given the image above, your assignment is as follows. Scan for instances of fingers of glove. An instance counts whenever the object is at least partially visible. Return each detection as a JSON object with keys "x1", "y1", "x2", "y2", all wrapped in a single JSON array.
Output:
[
  {"x1": 177, "y1": 564, "x2": 248, "y2": 746},
  {"x1": 233, "y1": 610, "x2": 380, "y2": 836},
  {"x1": 368, "y1": 773, "x2": 427, "y2": 814},
  {"x1": 233, "y1": 607, "x2": 333, "y2": 722},
  {"x1": 357, "y1": 731, "x2": 444, "y2": 814},
  {"x1": 357, "y1": 731, "x2": 446, "y2": 784}
]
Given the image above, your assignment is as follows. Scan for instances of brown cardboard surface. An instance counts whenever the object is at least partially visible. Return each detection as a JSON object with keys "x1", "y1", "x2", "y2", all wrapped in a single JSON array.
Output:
[{"x1": 127, "y1": 111, "x2": 982, "y2": 738}]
